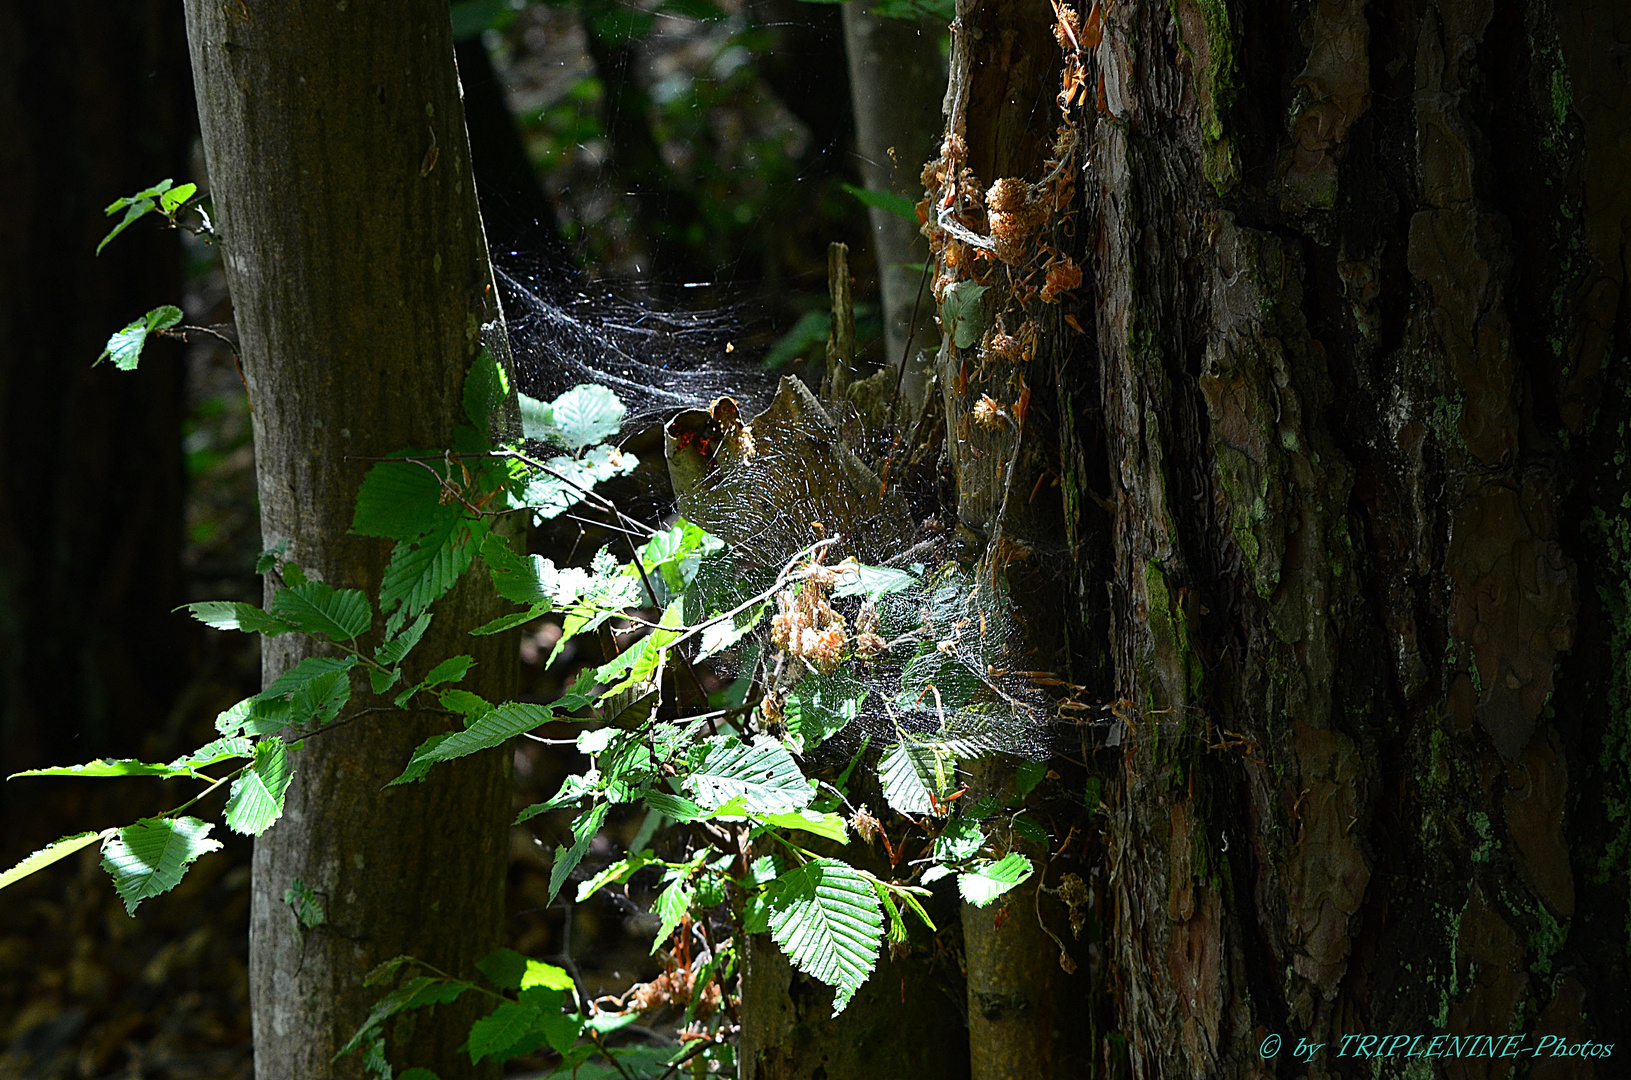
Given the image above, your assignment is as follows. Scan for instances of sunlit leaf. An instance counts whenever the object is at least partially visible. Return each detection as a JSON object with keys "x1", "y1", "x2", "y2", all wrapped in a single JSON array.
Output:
[{"x1": 101, "y1": 817, "x2": 222, "y2": 914}]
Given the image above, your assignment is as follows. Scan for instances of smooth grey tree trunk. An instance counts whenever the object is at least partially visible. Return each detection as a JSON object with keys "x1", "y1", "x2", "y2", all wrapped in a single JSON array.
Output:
[
  {"x1": 183, "y1": 4, "x2": 517, "y2": 1076},
  {"x1": 841, "y1": 5, "x2": 945, "y2": 409}
]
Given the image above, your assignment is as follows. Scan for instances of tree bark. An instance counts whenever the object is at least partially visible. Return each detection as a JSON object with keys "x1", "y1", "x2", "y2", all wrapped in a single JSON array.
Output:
[
  {"x1": 182, "y1": 4, "x2": 517, "y2": 1076},
  {"x1": 921, "y1": 0, "x2": 1631, "y2": 1075},
  {"x1": 0, "y1": 0, "x2": 191, "y2": 790},
  {"x1": 842, "y1": 4, "x2": 945, "y2": 408}
]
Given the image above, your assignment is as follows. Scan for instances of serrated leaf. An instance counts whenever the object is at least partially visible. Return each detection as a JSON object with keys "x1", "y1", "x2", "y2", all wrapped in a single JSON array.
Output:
[
  {"x1": 650, "y1": 875, "x2": 693, "y2": 953},
  {"x1": 386, "y1": 733, "x2": 455, "y2": 787},
  {"x1": 754, "y1": 809, "x2": 849, "y2": 843},
  {"x1": 957, "y1": 852, "x2": 1033, "y2": 907},
  {"x1": 169, "y1": 736, "x2": 254, "y2": 772},
  {"x1": 521, "y1": 959, "x2": 575, "y2": 991},
  {"x1": 381, "y1": 517, "x2": 484, "y2": 623},
  {"x1": 414, "y1": 701, "x2": 554, "y2": 767},
  {"x1": 549, "y1": 802, "x2": 609, "y2": 902},
  {"x1": 100, "y1": 817, "x2": 222, "y2": 914},
  {"x1": 267, "y1": 581, "x2": 371, "y2": 642},
  {"x1": 481, "y1": 533, "x2": 594, "y2": 606},
  {"x1": 765, "y1": 858, "x2": 884, "y2": 1014},
  {"x1": 467, "y1": 1001, "x2": 547, "y2": 1064},
  {"x1": 878, "y1": 740, "x2": 957, "y2": 816},
  {"x1": 878, "y1": 742, "x2": 933, "y2": 815},
  {"x1": 784, "y1": 669, "x2": 865, "y2": 752},
  {"x1": 696, "y1": 601, "x2": 767, "y2": 661},
  {"x1": 224, "y1": 739, "x2": 294, "y2": 835},
  {"x1": 352, "y1": 458, "x2": 462, "y2": 542},
  {"x1": 394, "y1": 654, "x2": 475, "y2": 707},
  {"x1": 685, "y1": 735, "x2": 813, "y2": 816},
  {"x1": 872, "y1": 880, "x2": 908, "y2": 944},
  {"x1": 0, "y1": 830, "x2": 113, "y2": 893},
  {"x1": 179, "y1": 601, "x2": 292, "y2": 636},
  {"x1": 831, "y1": 563, "x2": 918, "y2": 599},
  {"x1": 521, "y1": 445, "x2": 639, "y2": 521},
  {"x1": 440, "y1": 689, "x2": 491, "y2": 716},
  {"x1": 97, "y1": 305, "x2": 183, "y2": 369},
  {"x1": 339, "y1": 975, "x2": 469, "y2": 1058},
  {"x1": 462, "y1": 346, "x2": 510, "y2": 436},
  {"x1": 219, "y1": 656, "x2": 357, "y2": 737},
  {"x1": 10, "y1": 758, "x2": 196, "y2": 780},
  {"x1": 475, "y1": 947, "x2": 530, "y2": 990},
  {"x1": 522, "y1": 384, "x2": 626, "y2": 450},
  {"x1": 576, "y1": 850, "x2": 658, "y2": 902},
  {"x1": 375, "y1": 611, "x2": 433, "y2": 666},
  {"x1": 641, "y1": 791, "x2": 708, "y2": 820},
  {"x1": 933, "y1": 814, "x2": 985, "y2": 862}
]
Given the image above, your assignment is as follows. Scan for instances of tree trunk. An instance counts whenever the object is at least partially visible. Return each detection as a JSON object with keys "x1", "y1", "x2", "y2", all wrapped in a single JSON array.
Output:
[
  {"x1": 0, "y1": 0, "x2": 191, "y2": 791},
  {"x1": 842, "y1": 4, "x2": 944, "y2": 408},
  {"x1": 921, "y1": 0, "x2": 1631, "y2": 1075},
  {"x1": 182, "y1": 4, "x2": 518, "y2": 1076}
]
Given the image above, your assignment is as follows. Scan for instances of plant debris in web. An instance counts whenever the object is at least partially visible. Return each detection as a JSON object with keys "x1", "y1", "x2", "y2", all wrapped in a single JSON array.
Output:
[{"x1": 663, "y1": 375, "x2": 1053, "y2": 775}]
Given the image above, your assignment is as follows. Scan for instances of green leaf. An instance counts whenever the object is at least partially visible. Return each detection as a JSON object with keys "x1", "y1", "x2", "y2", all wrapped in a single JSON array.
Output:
[
  {"x1": 284, "y1": 878, "x2": 326, "y2": 929},
  {"x1": 878, "y1": 740, "x2": 958, "y2": 816},
  {"x1": 467, "y1": 1001, "x2": 547, "y2": 1064},
  {"x1": 97, "y1": 179, "x2": 172, "y2": 254},
  {"x1": 841, "y1": 183, "x2": 918, "y2": 225},
  {"x1": 158, "y1": 181, "x2": 197, "y2": 215},
  {"x1": 684, "y1": 735, "x2": 813, "y2": 816},
  {"x1": 381, "y1": 516, "x2": 485, "y2": 625},
  {"x1": 940, "y1": 279, "x2": 989, "y2": 350},
  {"x1": 375, "y1": 611, "x2": 433, "y2": 666},
  {"x1": 933, "y1": 814, "x2": 985, "y2": 862},
  {"x1": 440, "y1": 689, "x2": 491, "y2": 716},
  {"x1": 641, "y1": 791, "x2": 709, "y2": 820},
  {"x1": 651, "y1": 875, "x2": 694, "y2": 952},
  {"x1": 475, "y1": 947, "x2": 530, "y2": 990},
  {"x1": 873, "y1": 880, "x2": 908, "y2": 944},
  {"x1": 753, "y1": 809, "x2": 849, "y2": 844},
  {"x1": 0, "y1": 830, "x2": 113, "y2": 893},
  {"x1": 169, "y1": 736, "x2": 255, "y2": 773},
  {"x1": 481, "y1": 533, "x2": 594, "y2": 606},
  {"x1": 409, "y1": 700, "x2": 555, "y2": 769},
  {"x1": 957, "y1": 852, "x2": 1033, "y2": 907},
  {"x1": 10, "y1": 758, "x2": 196, "y2": 780},
  {"x1": 784, "y1": 669, "x2": 865, "y2": 752},
  {"x1": 394, "y1": 654, "x2": 475, "y2": 707},
  {"x1": 696, "y1": 602, "x2": 768, "y2": 661},
  {"x1": 224, "y1": 739, "x2": 294, "y2": 836},
  {"x1": 338, "y1": 976, "x2": 469, "y2": 1058},
  {"x1": 352, "y1": 457, "x2": 461, "y2": 542},
  {"x1": 179, "y1": 601, "x2": 292, "y2": 636},
  {"x1": 765, "y1": 858, "x2": 884, "y2": 1014},
  {"x1": 549, "y1": 802, "x2": 609, "y2": 902},
  {"x1": 462, "y1": 346, "x2": 510, "y2": 437},
  {"x1": 764, "y1": 309, "x2": 830, "y2": 370},
  {"x1": 520, "y1": 384, "x2": 626, "y2": 450},
  {"x1": 101, "y1": 817, "x2": 223, "y2": 914},
  {"x1": 521, "y1": 959, "x2": 575, "y2": 992},
  {"x1": 97, "y1": 305, "x2": 183, "y2": 370},
  {"x1": 519, "y1": 445, "x2": 639, "y2": 521},
  {"x1": 218, "y1": 656, "x2": 357, "y2": 737},
  {"x1": 267, "y1": 581, "x2": 371, "y2": 642},
  {"x1": 831, "y1": 563, "x2": 919, "y2": 600},
  {"x1": 576, "y1": 850, "x2": 658, "y2": 902},
  {"x1": 386, "y1": 733, "x2": 455, "y2": 787}
]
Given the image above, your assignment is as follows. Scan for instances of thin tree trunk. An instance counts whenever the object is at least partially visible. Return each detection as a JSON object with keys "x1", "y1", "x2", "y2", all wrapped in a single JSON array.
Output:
[
  {"x1": 841, "y1": 5, "x2": 944, "y2": 408},
  {"x1": 0, "y1": 0, "x2": 191, "y2": 791},
  {"x1": 182, "y1": 4, "x2": 518, "y2": 1076}
]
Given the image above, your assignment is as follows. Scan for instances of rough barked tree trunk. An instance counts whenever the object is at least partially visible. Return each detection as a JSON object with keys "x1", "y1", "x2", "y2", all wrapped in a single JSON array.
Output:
[
  {"x1": 922, "y1": 0, "x2": 1630, "y2": 1075},
  {"x1": 183, "y1": 4, "x2": 518, "y2": 1076},
  {"x1": 0, "y1": 0, "x2": 191, "y2": 792}
]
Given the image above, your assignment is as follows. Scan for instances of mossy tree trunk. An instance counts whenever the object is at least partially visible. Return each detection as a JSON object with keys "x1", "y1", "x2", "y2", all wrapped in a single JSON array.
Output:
[
  {"x1": 924, "y1": 0, "x2": 1630, "y2": 1075},
  {"x1": 183, "y1": 3, "x2": 518, "y2": 1076}
]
